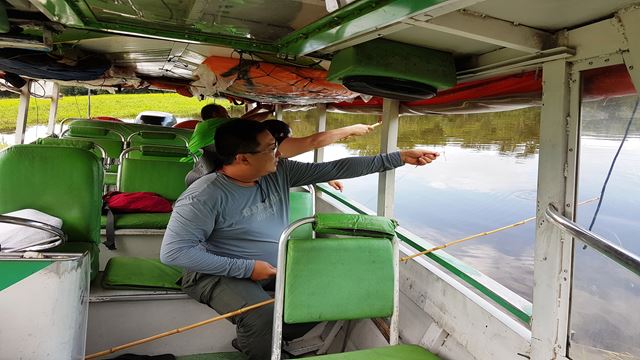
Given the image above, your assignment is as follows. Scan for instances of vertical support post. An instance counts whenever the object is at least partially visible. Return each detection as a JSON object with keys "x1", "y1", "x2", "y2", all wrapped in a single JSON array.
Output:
[
  {"x1": 531, "y1": 59, "x2": 578, "y2": 360},
  {"x1": 314, "y1": 104, "x2": 327, "y2": 163},
  {"x1": 47, "y1": 82, "x2": 60, "y2": 135},
  {"x1": 87, "y1": 89, "x2": 91, "y2": 118},
  {"x1": 377, "y1": 98, "x2": 399, "y2": 217},
  {"x1": 619, "y1": 6, "x2": 640, "y2": 93},
  {"x1": 14, "y1": 80, "x2": 31, "y2": 145},
  {"x1": 275, "y1": 104, "x2": 284, "y2": 120}
]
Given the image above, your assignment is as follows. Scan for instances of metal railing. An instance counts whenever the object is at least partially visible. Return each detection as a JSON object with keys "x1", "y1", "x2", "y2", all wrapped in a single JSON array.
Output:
[{"x1": 545, "y1": 204, "x2": 640, "y2": 277}]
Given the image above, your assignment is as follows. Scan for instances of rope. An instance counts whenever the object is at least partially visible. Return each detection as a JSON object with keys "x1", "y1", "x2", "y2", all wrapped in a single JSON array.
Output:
[
  {"x1": 84, "y1": 298, "x2": 275, "y2": 359},
  {"x1": 588, "y1": 98, "x2": 639, "y2": 231},
  {"x1": 401, "y1": 197, "x2": 599, "y2": 262}
]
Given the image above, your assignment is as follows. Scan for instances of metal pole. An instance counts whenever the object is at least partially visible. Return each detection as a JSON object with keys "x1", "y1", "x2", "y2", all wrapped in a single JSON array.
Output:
[
  {"x1": 87, "y1": 88, "x2": 91, "y2": 118},
  {"x1": 14, "y1": 80, "x2": 31, "y2": 144},
  {"x1": 275, "y1": 104, "x2": 284, "y2": 120},
  {"x1": 47, "y1": 82, "x2": 60, "y2": 135},
  {"x1": 314, "y1": 104, "x2": 327, "y2": 163},
  {"x1": 377, "y1": 98, "x2": 399, "y2": 217}
]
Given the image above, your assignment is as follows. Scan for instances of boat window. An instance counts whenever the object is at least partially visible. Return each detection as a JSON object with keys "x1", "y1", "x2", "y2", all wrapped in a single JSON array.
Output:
[
  {"x1": 570, "y1": 68, "x2": 640, "y2": 358},
  {"x1": 287, "y1": 106, "x2": 539, "y2": 322}
]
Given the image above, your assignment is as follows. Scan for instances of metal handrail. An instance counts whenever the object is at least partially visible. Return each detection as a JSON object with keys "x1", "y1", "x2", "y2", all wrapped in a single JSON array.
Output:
[
  {"x1": 61, "y1": 126, "x2": 126, "y2": 142},
  {"x1": 545, "y1": 204, "x2": 640, "y2": 277},
  {"x1": 0, "y1": 215, "x2": 66, "y2": 252},
  {"x1": 126, "y1": 130, "x2": 189, "y2": 147}
]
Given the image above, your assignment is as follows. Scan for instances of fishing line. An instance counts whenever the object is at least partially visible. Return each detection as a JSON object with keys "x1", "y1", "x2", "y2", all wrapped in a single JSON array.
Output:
[{"x1": 587, "y1": 98, "x2": 639, "y2": 232}]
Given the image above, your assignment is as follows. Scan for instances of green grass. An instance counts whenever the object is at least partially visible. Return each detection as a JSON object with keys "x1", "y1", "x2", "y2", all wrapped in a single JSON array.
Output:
[{"x1": 0, "y1": 93, "x2": 240, "y2": 132}]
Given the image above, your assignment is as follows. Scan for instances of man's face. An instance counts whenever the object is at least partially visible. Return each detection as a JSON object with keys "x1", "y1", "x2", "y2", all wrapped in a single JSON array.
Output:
[{"x1": 246, "y1": 130, "x2": 281, "y2": 175}]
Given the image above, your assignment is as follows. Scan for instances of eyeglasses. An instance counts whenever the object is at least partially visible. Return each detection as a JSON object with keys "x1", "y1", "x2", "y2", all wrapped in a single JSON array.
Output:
[{"x1": 248, "y1": 144, "x2": 278, "y2": 156}]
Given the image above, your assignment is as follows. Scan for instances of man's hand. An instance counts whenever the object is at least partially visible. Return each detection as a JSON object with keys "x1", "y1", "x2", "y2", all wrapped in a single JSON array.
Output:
[
  {"x1": 347, "y1": 124, "x2": 374, "y2": 137},
  {"x1": 251, "y1": 260, "x2": 277, "y2": 281},
  {"x1": 327, "y1": 180, "x2": 344, "y2": 192},
  {"x1": 400, "y1": 149, "x2": 439, "y2": 166}
]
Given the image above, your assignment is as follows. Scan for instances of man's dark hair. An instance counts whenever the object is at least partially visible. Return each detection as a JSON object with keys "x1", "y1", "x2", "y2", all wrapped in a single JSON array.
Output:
[
  {"x1": 201, "y1": 104, "x2": 229, "y2": 120},
  {"x1": 262, "y1": 119, "x2": 291, "y2": 144},
  {"x1": 209, "y1": 119, "x2": 268, "y2": 170}
]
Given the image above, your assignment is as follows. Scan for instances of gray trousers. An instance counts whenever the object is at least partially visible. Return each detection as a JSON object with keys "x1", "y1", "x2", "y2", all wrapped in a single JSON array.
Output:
[{"x1": 181, "y1": 271, "x2": 315, "y2": 360}]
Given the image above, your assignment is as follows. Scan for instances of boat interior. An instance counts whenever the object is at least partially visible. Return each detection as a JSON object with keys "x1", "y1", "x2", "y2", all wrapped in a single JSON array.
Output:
[{"x1": 1, "y1": 0, "x2": 640, "y2": 359}]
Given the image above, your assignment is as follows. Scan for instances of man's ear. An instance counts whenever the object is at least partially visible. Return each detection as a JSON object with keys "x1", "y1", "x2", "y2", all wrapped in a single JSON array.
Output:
[{"x1": 236, "y1": 154, "x2": 250, "y2": 165}]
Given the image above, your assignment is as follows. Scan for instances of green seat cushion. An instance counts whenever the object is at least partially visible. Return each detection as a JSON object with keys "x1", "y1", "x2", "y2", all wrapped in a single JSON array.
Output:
[
  {"x1": 288, "y1": 192, "x2": 313, "y2": 239},
  {"x1": 306, "y1": 344, "x2": 440, "y2": 360},
  {"x1": 284, "y1": 237, "x2": 394, "y2": 324},
  {"x1": 314, "y1": 214, "x2": 398, "y2": 240},
  {"x1": 101, "y1": 213, "x2": 171, "y2": 229},
  {"x1": 102, "y1": 257, "x2": 182, "y2": 290},
  {"x1": 120, "y1": 158, "x2": 193, "y2": 201},
  {"x1": 45, "y1": 242, "x2": 100, "y2": 281}
]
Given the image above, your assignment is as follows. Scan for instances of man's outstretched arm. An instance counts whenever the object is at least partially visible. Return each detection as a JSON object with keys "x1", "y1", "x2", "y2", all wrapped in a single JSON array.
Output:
[
  {"x1": 278, "y1": 124, "x2": 375, "y2": 158},
  {"x1": 284, "y1": 149, "x2": 439, "y2": 187}
]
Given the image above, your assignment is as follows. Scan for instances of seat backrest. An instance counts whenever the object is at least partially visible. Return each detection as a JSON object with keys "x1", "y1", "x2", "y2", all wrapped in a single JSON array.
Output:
[
  {"x1": 0, "y1": 145, "x2": 103, "y2": 245},
  {"x1": 280, "y1": 214, "x2": 397, "y2": 324},
  {"x1": 63, "y1": 126, "x2": 125, "y2": 172},
  {"x1": 34, "y1": 137, "x2": 107, "y2": 165},
  {"x1": 288, "y1": 188, "x2": 314, "y2": 239},
  {"x1": 126, "y1": 131, "x2": 190, "y2": 161},
  {"x1": 272, "y1": 214, "x2": 399, "y2": 359},
  {"x1": 118, "y1": 146, "x2": 194, "y2": 201}
]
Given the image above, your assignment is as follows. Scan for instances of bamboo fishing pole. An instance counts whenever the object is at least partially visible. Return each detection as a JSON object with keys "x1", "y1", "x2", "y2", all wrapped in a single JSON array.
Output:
[
  {"x1": 401, "y1": 197, "x2": 599, "y2": 262},
  {"x1": 85, "y1": 298, "x2": 275, "y2": 360}
]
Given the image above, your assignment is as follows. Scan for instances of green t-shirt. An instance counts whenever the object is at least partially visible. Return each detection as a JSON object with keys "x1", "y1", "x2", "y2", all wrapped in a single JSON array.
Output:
[{"x1": 187, "y1": 118, "x2": 232, "y2": 155}]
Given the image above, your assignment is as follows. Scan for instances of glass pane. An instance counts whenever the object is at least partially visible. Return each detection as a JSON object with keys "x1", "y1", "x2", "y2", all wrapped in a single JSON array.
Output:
[
  {"x1": 287, "y1": 108, "x2": 540, "y2": 303},
  {"x1": 571, "y1": 66, "x2": 640, "y2": 358}
]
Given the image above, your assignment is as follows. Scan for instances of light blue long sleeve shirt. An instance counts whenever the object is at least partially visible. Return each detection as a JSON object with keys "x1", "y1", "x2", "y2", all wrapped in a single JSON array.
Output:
[{"x1": 160, "y1": 152, "x2": 403, "y2": 278}]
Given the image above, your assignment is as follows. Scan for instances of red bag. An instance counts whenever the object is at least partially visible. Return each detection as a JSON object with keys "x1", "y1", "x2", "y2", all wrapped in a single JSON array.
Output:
[{"x1": 103, "y1": 191, "x2": 173, "y2": 213}]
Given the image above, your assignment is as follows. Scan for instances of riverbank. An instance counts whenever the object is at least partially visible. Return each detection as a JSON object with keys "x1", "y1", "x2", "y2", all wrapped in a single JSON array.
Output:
[{"x1": 0, "y1": 93, "x2": 240, "y2": 132}]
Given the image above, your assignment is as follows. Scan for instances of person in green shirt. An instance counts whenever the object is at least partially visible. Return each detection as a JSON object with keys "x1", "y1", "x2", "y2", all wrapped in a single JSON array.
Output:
[{"x1": 188, "y1": 104, "x2": 274, "y2": 156}]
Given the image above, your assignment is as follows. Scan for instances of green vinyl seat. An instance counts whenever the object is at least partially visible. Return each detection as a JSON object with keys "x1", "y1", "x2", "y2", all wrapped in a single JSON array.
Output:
[
  {"x1": 288, "y1": 190, "x2": 314, "y2": 239},
  {"x1": 272, "y1": 213, "x2": 439, "y2": 360},
  {"x1": 126, "y1": 131, "x2": 190, "y2": 161},
  {"x1": 101, "y1": 212, "x2": 172, "y2": 229},
  {"x1": 105, "y1": 146, "x2": 193, "y2": 231},
  {"x1": 33, "y1": 136, "x2": 117, "y2": 185},
  {"x1": 102, "y1": 256, "x2": 182, "y2": 290},
  {"x1": 305, "y1": 344, "x2": 439, "y2": 360},
  {"x1": 62, "y1": 126, "x2": 126, "y2": 174},
  {"x1": 65, "y1": 118, "x2": 193, "y2": 143},
  {"x1": 0, "y1": 145, "x2": 104, "y2": 279}
]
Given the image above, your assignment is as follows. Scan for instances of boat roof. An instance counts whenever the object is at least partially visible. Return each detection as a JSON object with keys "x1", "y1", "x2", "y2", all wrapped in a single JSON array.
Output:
[{"x1": 1, "y1": 0, "x2": 639, "y2": 104}]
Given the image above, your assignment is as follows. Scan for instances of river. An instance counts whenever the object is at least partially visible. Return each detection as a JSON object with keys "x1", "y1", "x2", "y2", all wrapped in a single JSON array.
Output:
[{"x1": 286, "y1": 97, "x2": 640, "y2": 355}]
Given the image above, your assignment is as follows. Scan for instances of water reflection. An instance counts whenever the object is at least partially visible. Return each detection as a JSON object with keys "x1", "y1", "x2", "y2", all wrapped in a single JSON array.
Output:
[
  {"x1": 287, "y1": 102, "x2": 640, "y2": 323},
  {"x1": 571, "y1": 96, "x2": 640, "y2": 357},
  {"x1": 287, "y1": 108, "x2": 541, "y2": 301}
]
